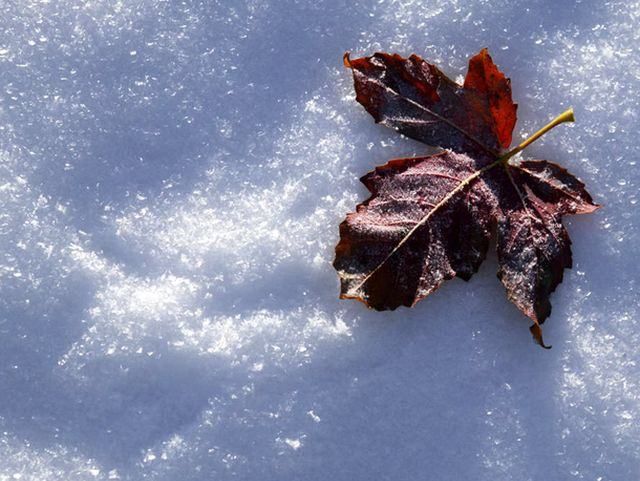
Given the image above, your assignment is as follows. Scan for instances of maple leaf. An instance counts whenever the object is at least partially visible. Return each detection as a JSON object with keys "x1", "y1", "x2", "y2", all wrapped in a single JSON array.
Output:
[{"x1": 334, "y1": 48, "x2": 598, "y2": 348}]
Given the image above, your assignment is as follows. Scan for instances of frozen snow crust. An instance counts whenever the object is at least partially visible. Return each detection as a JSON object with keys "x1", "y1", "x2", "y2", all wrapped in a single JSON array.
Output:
[{"x1": 0, "y1": 1, "x2": 638, "y2": 480}]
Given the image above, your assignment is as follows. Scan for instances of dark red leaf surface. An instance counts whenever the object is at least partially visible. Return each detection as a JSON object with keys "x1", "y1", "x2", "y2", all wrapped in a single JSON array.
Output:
[{"x1": 335, "y1": 48, "x2": 598, "y2": 347}]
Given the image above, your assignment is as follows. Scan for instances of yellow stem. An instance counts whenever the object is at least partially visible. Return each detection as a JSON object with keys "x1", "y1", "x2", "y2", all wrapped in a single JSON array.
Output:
[{"x1": 500, "y1": 108, "x2": 575, "y2": 164}]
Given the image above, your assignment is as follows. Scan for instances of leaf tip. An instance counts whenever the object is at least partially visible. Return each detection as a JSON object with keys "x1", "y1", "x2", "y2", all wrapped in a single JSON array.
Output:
[
  {"x1": 343, "y1": 52, "x2": 352, "y2": 68},
  {"x1": 530, "y1": 323, "x2": 552, "y2": 349},
  {"x1": 584, "y1": 202, "x2": 602, "y2": 214}
]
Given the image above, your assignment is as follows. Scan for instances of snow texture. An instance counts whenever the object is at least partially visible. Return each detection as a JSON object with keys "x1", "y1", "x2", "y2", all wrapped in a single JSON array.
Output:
[{"x1": 0, "y1": 1, "x2": 638, "y2": 480}]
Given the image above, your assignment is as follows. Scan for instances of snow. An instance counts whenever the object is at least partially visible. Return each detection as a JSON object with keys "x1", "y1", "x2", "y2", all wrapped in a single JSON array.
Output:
[{"x1": 0, "y1": 0, "x2": 638, "y2": 480}]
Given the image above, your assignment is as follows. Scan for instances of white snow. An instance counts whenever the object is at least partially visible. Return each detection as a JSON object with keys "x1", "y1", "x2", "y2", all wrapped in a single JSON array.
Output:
[{"x1": 0, "y1": 0, "x2": 639, "y2": 480}]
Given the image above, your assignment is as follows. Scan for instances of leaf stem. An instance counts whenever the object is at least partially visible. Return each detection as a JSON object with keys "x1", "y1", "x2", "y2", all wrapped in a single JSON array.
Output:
[{"x1": 499, "y1": 108, "x2": 575, "y2": 164}]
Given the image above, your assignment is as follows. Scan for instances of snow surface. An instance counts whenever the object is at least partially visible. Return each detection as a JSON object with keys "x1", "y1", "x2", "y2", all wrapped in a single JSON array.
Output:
[{"x1": 0, "y1": 1, "x2": 639, "y2": 480}]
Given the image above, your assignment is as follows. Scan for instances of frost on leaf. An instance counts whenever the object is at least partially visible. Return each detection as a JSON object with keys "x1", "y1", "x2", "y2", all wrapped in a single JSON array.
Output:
[{"x1": 335, "y1": 48, "x2": 598, "y2": 348}]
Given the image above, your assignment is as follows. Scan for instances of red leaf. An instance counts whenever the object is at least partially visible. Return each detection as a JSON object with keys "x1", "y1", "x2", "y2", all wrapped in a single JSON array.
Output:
[
  {"x1": 335, "y1": 48, "x2": 598, "y2": 348},
  {"x1": 464, "y1": 48, "x2": 517, "y2": 149}
]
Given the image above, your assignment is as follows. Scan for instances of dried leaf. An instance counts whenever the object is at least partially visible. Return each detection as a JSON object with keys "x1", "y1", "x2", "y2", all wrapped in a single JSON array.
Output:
[{"x1": 335, "y1": 48, "x2": 598, "y2": 348}]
